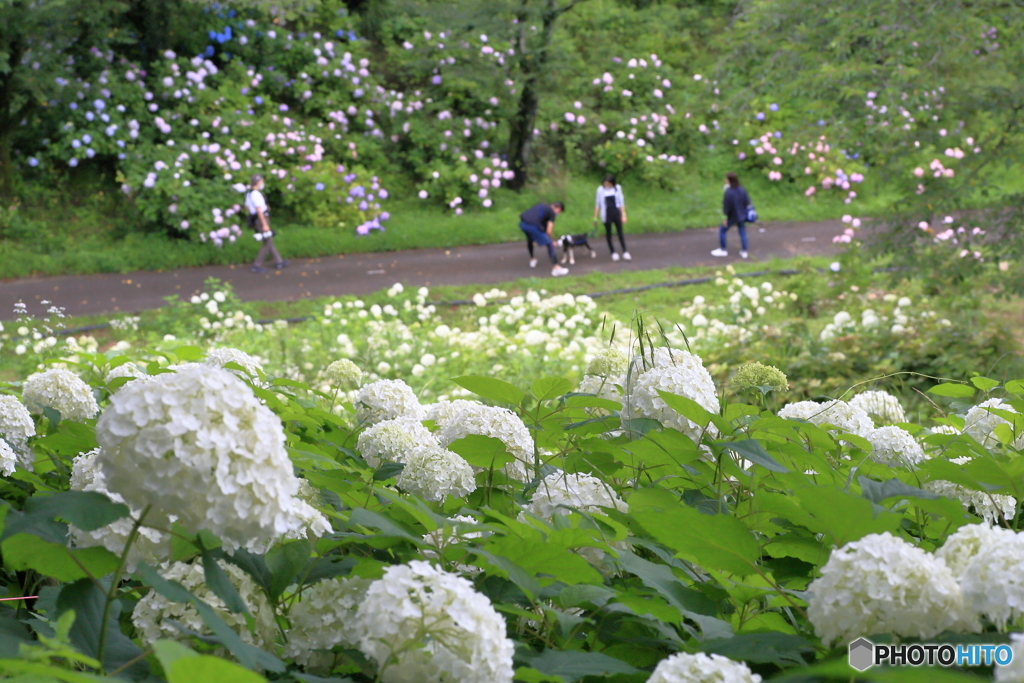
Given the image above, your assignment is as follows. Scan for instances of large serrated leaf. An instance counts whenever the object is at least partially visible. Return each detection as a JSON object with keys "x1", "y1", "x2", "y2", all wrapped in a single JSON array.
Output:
[{"x1": 451, "y1": 376, "x2": 524, "y2": 405}]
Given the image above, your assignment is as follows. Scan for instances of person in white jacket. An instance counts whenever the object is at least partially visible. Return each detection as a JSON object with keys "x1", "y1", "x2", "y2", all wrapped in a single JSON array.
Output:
[{"x1": 592, "y1": 174, "x2": 630, "y2": 261}]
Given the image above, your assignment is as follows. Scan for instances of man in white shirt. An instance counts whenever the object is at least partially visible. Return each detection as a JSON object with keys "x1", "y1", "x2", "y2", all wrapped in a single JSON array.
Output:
[{"x1": 245, "y1": 174, "x2": 289, "y2": 273}]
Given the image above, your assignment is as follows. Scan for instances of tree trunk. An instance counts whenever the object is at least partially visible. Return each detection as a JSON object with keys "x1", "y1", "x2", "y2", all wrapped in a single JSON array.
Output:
[{"x1": 0, "y1": 31, "x2": 25, "y2": 201}]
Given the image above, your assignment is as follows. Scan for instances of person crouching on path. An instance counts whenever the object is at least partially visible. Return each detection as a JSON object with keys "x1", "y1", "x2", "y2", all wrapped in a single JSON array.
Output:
[
  {"x1": 246, "y1": 174, "x2": 289, "y2": 273},
  {"x1": 711, "y1": 172, "x2": 751, "y2": 259},
  {"x1": 593, "y1": 174, "x2": 630, "y2": 261},
  {"x1": 520, "y1": 201, "x2": 569, "y2": 277}
]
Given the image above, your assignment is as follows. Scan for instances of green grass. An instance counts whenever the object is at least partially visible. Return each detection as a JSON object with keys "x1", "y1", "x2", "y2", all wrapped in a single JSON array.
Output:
[{"x1": 0, "y1": 169, "x2": 894, "y2": 279}]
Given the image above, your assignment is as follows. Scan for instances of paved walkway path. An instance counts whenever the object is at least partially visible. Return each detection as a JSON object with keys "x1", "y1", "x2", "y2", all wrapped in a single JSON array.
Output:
[{"x1": 0, "y1": 220, "x2": 843, "y2": 320}]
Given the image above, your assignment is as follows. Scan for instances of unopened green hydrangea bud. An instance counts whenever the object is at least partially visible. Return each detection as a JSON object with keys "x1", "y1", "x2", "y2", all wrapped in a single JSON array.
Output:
[
  {"x1": 731, "y1": 362, "x2": 788, "y2": 394},
  {"x1": 585, "y1": 348, "x2": 628, "y2": 377},
  {"x1": 325, "y1": 359, "x2": 362, "y2": 386}
]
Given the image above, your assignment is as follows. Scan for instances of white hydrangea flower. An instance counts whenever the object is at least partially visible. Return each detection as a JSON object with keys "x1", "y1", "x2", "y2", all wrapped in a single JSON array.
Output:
[
  {"x1": 961, "y1": 530, "x2": 1024, "y2": 629},
  {"x1": 850, "y1": 390, "x2": 906, "y2": 425},
  {"x1": 586, "y1": 348, "x2": 629, "y2": 377},
  {"x1": 132, "y1": 560, "x2": 277, "y2": 652},
  {"x1": 807, "y1": 532, "x2": 975, "y2": 646},
  {"x1": 0, "y1": 394, "x2": 35, "y2": 469},
  {"x1": 69, "y1": 449, "x2": 170, "y2": 571},
  {"x1": 925, "y1": 460, "x2": 1017, "y2": 524},
  {"x1": 95, "y1": 365, "x2": 328, "y2": 553},
  {"x1": 625, "y1": 347, "x2": 720, "y2": 441},
  {"x1": 777, "y1": 400, "x2": 821, "y2": 422},
  {"x1": 357, "y1": 417, "x2": 436, "y2": 467},
  {"x1": 523, "y1": 471, "x2": 628, "y2": 521},
  {"x1": 438, "y1": 404, "x2": 535, "y2": 482},
  {"x1": 995, "y1": 633, "x2": 1024, "y2": 683},
  {"x1": 868, "y1": 426, "x2": 927, "y2": 467},
  {"x1": 22, "y1": 368, "x2": 99, "y2": 422},
  {"x1": 325, "y1": 358, "x2": 363, "y2": 386},
  {"x1": 356, "y1": 379, "x2": 425, "y2": 424},
  {"x1": 578, "y1": 374, "x2": 624, "y2": 406},
  {"x1": 355, "y1": 560, "x2": 515, "y2": 683},
  {"x1": 648, "y1": 652, "x2": 762, "y2": 683},
  {"x1": 929, "y1": 424, "x2": 960, "y2": 436},
  {"x1": 0, "y1": 439, "x2": 16, "y2": 476},
  {"x1": 205, "y1": 347, "x2": 263, "y2": 377},
  {"x1": 965, "y1": 398, "x2": 1024, "y2": 449},
  {"x1": 396, "y1": 445, "x2": 476, "y2": 501},
  {"x1": 936, "y1": 523, "x2": 1013, "y2": 579},
  {"x1": 425, "y1": 399, "x2": 484, "y2": 429},
  {"x1": 283, "y1": 576, "x2": 372, "y2": 673},
  {"x1": 104, "y1": 362, "x2": 147, "y2": 385}
]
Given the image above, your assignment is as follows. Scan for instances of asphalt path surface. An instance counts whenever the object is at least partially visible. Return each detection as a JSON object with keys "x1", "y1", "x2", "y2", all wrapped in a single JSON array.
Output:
[{"x1": 0, "y1": 220, "x2": 843, "y2": 320}]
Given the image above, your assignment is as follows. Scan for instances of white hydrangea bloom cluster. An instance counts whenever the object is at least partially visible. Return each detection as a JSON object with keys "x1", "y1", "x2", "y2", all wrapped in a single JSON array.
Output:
[
  {"x1": 425, "y1": 399, "x2": 484, "y2": 429},
  {"x1": 354, "y1": 561, "x2": 515, "y2": 683},
  {"x1": 929, "y1": 424, "x2": 960, "y2": 435},
  {"x1": 283, "y1": 576, "x2": 372, "y2": 673},
  {"x1": 325, "y1": 358, "x2": 363, "y2": 386},
  {"x1": 778, "y1": 399, "x2": 874, "y2": 438},
  {"x1": 132, "y1": 560, "x2": 277, "y2": 651},
  {"x1": 936, "y1": 523, "x2": 1013, "y2": 579},
  {"x1": 0, "y1": 440, "x2": 16, "y2": 476},
  {"x1": 0, "y1": 394, "x2": 35, "y2": 469},
  {"x1": 205, "y1": 347, "x2": 264, "y2": 377},
  {"x1": 69, "y1": 449, "x2": 170, "y2": 571},
  {"x1": 867, "y1": 426, "x2": 927, "y2": 467},
  {"x1": 648, "y1": 652, "x2": 762, "y2": 683},
  {"x1": 625, "y1": 347, "x2": 720, "y2": 441},
  {"x1": 850, "y1": 390, "x2": 906, "y2": 425},
  {"x1": 396, "y1": 445, "x2": 476, "y2": 501},
  {"x1": 95, "y1": 365, "x2": 328, "y2": 552},
  {"x1": 356, "y1": 379, "x2": 425, "y2": 424},
  {"x1": 585, "y1": 348, "x2": 629, "y2": 377},
  {"x1": 995, "y1": 633, "x2": 1024, "y2": 683},
  {"x1": 960, "y1": 529, "x2": 1024, "y2": 629},
  {"x1": 104, "y1": 362, "x2": 149, "y2": 387},
  {"x1": 22, "y1": 368, "x2": 99, "y2": 422},
  {"x1": 578, "y1": 374, "x2": 625, "y2": 407},
  {"x1": 807, "y1": 532, "x2": 975, "y2": 646},
  {"x1": 438, "y1": 404, "x2": 535, "y2": 482},
  {"x1": 965, "y1": 399, "x2": 1024, "y2": 449},
  {"x1": 357, "y1": 417, "x2": 436, "y2": 467},
  {"x1": 523, "y1": 472, "x2": 628, "y2": 521},
  {"x1": 925, "y1": 459, "x2": 1017, "y2": 523}
]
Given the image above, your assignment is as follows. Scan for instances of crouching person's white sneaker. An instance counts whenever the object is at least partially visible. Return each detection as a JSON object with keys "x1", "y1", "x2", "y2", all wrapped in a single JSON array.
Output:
[
  {"x1": 622, "y1": 251, "x2": 632, "y2": 261},
  {"x1": 551, "y1": 265, "x2": 570, "y2": 277},
  {"x1": 711, "y1": 248, "x2": 728, "y2": 257},
  {"x1": 740, "y1": 250, "x2": 749, "y2": 259}
]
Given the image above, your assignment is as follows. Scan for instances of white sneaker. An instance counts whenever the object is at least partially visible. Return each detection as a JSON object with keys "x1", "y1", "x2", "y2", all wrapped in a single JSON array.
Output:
[
  {"x1": 611, "y1": 252, "x2": 620, "y2": 262},
  {"x1": 711, "y1": 248, "x2": 728, "y2": 257},
  {"x1": 551, "y1": 266, "x2": 569, "y2": 277},
  {"x1": 622, "y1": 251, "x2": 632, "y2": 261},
  {"x1": 529, "y1": 258, "x2": 537, "y2": 268},
  {"x1": 740, "y1": 250, "x2": 749, "y2": 259}
]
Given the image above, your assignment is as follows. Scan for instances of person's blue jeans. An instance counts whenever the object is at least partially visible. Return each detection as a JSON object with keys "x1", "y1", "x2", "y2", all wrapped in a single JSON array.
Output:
[
  {"x1": 520, "y1": 221, "x2": 557, "y2": 264},
  {"x1": 719, "y1": 221, "x2": 748, "y2": 251}
]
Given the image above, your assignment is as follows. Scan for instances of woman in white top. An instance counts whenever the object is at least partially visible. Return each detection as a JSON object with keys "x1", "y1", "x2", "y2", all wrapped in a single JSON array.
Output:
[
  {"x1": 245, "y1": 174, "x2": 289, "y2": 273},
  {"x1": 593, "y1": 174, "x2": 630, "y2": 261}
]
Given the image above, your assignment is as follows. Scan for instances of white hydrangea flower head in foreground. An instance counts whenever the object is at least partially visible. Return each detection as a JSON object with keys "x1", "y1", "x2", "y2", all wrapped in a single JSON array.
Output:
[
  {"x1": 524, "y1": 471, "x2": 628, "y2": 521},
  {"x1": 354, "y1": 560, "x2": 515, "y2": 683},
  {"x1": 578, "y1": 374, "x2": 625, "y2": 407},
  {"x1": 357, "y1": 417, "x2": 436, "y2": 467},
  {"x1": 868, "y1": 426, "x2": 927, "y2": 467},
  {"x1": 356, "y1": 378, "x2": 426, "y2": 424},
  {"x1": 0, "y1": 440, "x2": 16, "y2": 476},
  {"x1": 396, "y1": 445, "x2": 476, "y2": 501},
  {"x1": 0, "y1": 394, "x2": 35, "y2": 468},
  {"x1": 325, "y1": 358, "x2": 363, "y2": 386},
  {"x1": 925, "y1": 460, "x2": 1017, "y2": 524},
  {"x1": 69, "y1": 449, "x2": 170, "y2": 571},
  {"x1": 995, "y1": 632, "x2": 1024, "y2": 683},
  {"x1": 965, "y1": 398, "x2": 1024, "y2": 449},
  {"x1": 22, "y1": 368, "x2": 99, "y2": 422},
  {"x1": 807, "y1": 532, "x2": 976, "y2": 646},
  {"x1": 205, "y1": 347, "x2": 264, "y2": 378},
  {"x1": 961, "y1": 529, "x2": 1024, "y2": 629},
  {"x1": 104, "y1": 362, "x2": 149, "y2": 388},
  {"x1": 851, "y1": 390, "x2": 906, "y2": 425},
  {"x1": 425, "y1": 399, "x2": 484, "y2": 429},
  {"x1": 936, "y1": 523, "x2": 1013, "y2": 579},
  {"x1": 647, "y1": 652, "x2": 762, "y2": 683},
  {"x1": 132, "y1": 560, "x2": 277, "y2": 651},
  {"x1": 625, "y1": 347, "x2": 720, "y2": 441},
  {"x1": 438, "y1": 404, "x2": 535, "y2": 482},
  {"x1": 779, "y1": 399, "x2": 873, "y2": 438},
  {"x1": 283, "y1": 576, "x2": 372, "y2": 673},
  {"x1": 95, "y1": 365, "x2": 328, "y2": 553}
]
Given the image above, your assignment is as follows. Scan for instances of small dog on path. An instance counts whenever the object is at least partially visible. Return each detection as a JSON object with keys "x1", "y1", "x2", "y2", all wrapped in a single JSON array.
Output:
[{"x1": 558, "y1": 233, "x2": 597, "y2": 265}]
